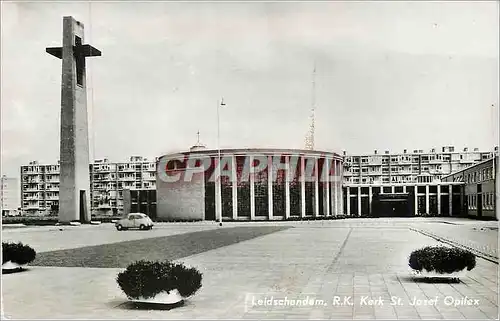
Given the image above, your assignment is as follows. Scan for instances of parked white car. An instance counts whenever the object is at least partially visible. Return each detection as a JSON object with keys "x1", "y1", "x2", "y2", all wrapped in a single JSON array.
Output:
[{"x1": 115, "y1": 213, "x2": 154, "y2": 231}]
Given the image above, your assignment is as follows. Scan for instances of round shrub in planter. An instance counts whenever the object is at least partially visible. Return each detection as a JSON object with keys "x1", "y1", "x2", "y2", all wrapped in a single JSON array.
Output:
[
  {"x1": 116, "y1": 260, "x2": 202, "y2": 306},
  {"x1": 2, "y1": 242, "x2": 37, "y2": 274},
  {"x1": 409, "y1": 246, "x2": 476, "y2": 279}
]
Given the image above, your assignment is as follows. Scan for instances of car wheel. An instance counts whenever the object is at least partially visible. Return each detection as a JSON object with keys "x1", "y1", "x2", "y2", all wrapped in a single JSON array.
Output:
[
  {"x1": 116, "y1": 224, "x2": 123, "y2": 231},
  {"x1": 139, "y1": 224, "x2": 146, "y2": 230}
]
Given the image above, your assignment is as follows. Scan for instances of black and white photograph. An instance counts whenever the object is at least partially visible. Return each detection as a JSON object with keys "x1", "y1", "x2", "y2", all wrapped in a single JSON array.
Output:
[{"x1": 1, "y1": 0, "x2": 499, "y2": 319}]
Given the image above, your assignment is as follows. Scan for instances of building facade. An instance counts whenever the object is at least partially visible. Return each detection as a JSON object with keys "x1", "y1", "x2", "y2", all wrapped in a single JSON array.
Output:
[
  {"x1": 1, "y1": 175, "x2": 21, "y2": 216},
  {"x1": 90, "y1": 156, "x2": 156, "y2": 215},
  {"x1": 441, "y1": 156, "x2": 497, "y2": 219},
  {"x1": 20, "y1": 157, "x2": 156, "y2": 216},
  {"x1": 343, "y1": 182, "x2": 465, "y2": 217},
  {"x1": 157, "y1": 149, "x2": 344, "y2": 221},
  {"x1": 20, "y1": 161, "x2": 61, "y2": 216},
  {"x1": 343, "y1": 146, "x2": 496, "y2": 185},
  {"x1": 341, "y1": 146, "x2": 497, "y2": 217}
]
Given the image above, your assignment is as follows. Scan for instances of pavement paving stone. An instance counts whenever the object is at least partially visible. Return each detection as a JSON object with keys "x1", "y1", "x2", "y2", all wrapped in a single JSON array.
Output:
[{"x1": 2, "y1": 219, "x2": 498, "y2": 319}]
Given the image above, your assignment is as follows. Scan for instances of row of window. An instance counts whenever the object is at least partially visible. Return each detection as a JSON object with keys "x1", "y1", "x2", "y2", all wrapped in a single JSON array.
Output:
[
  {"x1": 467, "y1": 193, "x2": 495, "y2": 210},
  {"x1": 345, "y1": 154, "x2": 483, "y2": 164},
  {"x1": 464, "y1": 167, "x2": 494, "y2": 184}
]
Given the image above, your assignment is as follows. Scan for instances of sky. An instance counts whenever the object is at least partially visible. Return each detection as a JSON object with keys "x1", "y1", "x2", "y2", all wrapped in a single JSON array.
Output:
[{"x1": 1, "y1": 1, "x2": 499, "y2": 178}]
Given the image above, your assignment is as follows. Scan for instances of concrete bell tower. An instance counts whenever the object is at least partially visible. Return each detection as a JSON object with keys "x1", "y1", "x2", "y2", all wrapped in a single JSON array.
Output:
[{"x1": 46, "y1": 16, "x2": 101, "y2": 223}]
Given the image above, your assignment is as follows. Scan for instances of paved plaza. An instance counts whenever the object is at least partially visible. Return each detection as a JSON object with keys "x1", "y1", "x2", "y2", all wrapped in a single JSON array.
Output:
[{"x1": 2, "y1": 218, "x2": 498, "y2": 319}]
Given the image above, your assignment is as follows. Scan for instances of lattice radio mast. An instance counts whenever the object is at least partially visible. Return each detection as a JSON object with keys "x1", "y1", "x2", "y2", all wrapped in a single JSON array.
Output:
[{"x1": 304, "y1": 62, "x2": 316, "y2": 150}]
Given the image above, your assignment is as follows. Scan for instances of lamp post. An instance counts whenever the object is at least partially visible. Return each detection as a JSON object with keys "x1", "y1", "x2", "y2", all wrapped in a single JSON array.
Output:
[{"x1": 216, "y1": 98, "x2": 225, "y2": 226}]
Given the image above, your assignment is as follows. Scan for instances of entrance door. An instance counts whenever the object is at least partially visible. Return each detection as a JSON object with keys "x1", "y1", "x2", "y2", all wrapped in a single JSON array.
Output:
[
  {"x1": 79, "y1": 190, "x2": 87, "y2": 223},
  {"x1": 204, "y1": 181, "x2": 216, "y2": 220}
]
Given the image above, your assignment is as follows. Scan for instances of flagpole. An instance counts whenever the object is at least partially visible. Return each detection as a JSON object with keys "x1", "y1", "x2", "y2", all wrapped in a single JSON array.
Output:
[{"x1": 217, "y1": 98, "x2": 222, "y2": 226}]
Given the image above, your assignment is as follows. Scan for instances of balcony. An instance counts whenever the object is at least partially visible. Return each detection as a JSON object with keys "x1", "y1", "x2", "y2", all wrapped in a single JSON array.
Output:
[
  {"x1": 93, "y1": 176, "x2": 114, "y2": 181},
  {"x1": 429, "y1": 158, "x2": 443, "y2": 164}
]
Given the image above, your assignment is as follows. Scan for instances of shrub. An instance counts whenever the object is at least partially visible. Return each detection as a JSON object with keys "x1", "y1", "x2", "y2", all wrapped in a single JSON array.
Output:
[
  {"x1": 116, "y1": 260, "x2": 202, "y2": 300},
  {"x1": 409, "y1": 246, "x2": 476, "y2": 274},
  {"x1": 2, "y1": 242, "x2": 37, "y2": 265}
]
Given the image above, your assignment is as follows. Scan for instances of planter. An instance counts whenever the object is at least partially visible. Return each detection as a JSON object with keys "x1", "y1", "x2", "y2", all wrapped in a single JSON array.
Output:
[
  {"x1": 128, "y1": 289, "x2": 184, "y2": 305},
  {"x1": 408, "y1": 246, "x2": 476, "y2": 280},
  {"x1": 410, "y1": 267, "x2": 468, "y2": 279},
  {"x1": 2, "y1": 261, "x2": 26, "y2": 274},
  {"x1": 2, "y1": 242, "x2": 36, "y2": 273},
  {"x1": 117, "y1": 260, "x2": 202, "y2": 309}
]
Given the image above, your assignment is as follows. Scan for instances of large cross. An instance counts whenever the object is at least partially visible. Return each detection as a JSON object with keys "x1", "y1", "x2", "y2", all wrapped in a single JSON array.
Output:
[
  {"x1": 46, "y1": 42, "x2": 101, "y2": 59},
  {"x1": 46, "y1": 31, "x2": 101, "y2": 85},
  {"x1": 46, "y1": 16, "x2": 101, "y2": 224}
]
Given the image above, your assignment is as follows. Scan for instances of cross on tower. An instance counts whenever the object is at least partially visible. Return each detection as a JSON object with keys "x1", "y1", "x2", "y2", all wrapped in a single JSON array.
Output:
[{"x1": 46, "y1": 31, "x2": 101, "y2": 86}]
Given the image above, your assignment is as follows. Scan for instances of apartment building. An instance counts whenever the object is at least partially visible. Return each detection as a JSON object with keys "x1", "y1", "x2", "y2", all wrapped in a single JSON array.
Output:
[
  {"x1": 1, "y1": 175, "x2": 21, "y2": 216},
  {"x1": 343, "y1": 146, "x2": 496, "y2": 185},
  {"x1": 20, "y1": 161, "x2": 60, "y2": 216},
  {"x1": 90, "y1": 156, "x2": 156, "y2": 215},
  {"x1": 20, "y1": 156, "x2": 157, "y2": 216}
]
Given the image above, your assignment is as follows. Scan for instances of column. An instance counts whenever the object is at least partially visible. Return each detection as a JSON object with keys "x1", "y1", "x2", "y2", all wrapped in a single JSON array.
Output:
[
  {"x1": 333, "y1": 159, "x2": 338, "y2": 216},
  {"x1": 437, "y1": 184, "x2": 441, "y2": 215},
  {"x1": 368, "y1": 186, "x2": 373, "y2": 215},
  {"x1": 448, "y1": 184, "x2": 453, "y2": 216},
  {"x1": 346, "y1": 185, "x2": 351, "y2": 216},
  {"x1": 459, "y1": 186, "x2": 464, "y2": 217},
  {"x1": 414, "y1": 184, "x2": 418, "y2": 215},
  {"x1": 301, "y1": 156, "x2": 306, "y2": 218},
  {"x1": 232, "y1": 155, "x2": 238, "y2": 220},
  {"x1": 357, "y1": 186, "x2": 362, "y2": 216},
  {"x1": 325, "y1": 158, "x2": 330, "y2": 216},
  {"x1": 391, "y1": 185, "x2": 395, "y2": 194},
  {"x1": 314, "y1": 157, "x2": 319, "y2": 217},
  {"x1": 250, "y1": 155, "x2": 255, "y2": 220},
  {"x1": 267, "y1": 156, "x2": 273, "y2": 220},
  {"x1": 285, "y1": 156, "x2": 290, "y2": 219},
  {"x1": 338, "y1": 160, "x2": 343, "y2": 215},
  {"x1": 425, "y1": 184, "x2": 430, "y2": 214},
  {"x1": 403, "y1": 185, "x2": 406, "y2": 193}
]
